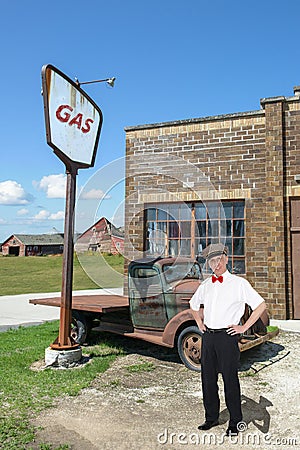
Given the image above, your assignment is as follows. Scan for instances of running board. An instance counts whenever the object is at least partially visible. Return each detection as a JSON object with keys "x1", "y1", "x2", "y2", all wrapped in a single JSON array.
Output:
[{"x1": 93, "y1": 322, "x2": 172, "y2": 347}]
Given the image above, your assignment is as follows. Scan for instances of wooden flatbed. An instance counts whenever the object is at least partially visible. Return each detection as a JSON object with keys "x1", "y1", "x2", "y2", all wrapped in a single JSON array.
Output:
[
  {"x1": 30, "y1": 294, "x2": 171, "y2": 347},
  {"x1": 29, "y1": 295, "x2": 129, "y2": 313}
]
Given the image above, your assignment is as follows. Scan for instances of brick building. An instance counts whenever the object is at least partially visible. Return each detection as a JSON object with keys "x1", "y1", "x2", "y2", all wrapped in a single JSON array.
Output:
[{"x1": 124, "y1": 86, "x2": 300, "y2": 321}]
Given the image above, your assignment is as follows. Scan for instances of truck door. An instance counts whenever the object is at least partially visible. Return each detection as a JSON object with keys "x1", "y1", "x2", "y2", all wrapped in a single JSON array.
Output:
[{"x1": 129, "y1": 266, "x2": 168, "y2": 329}]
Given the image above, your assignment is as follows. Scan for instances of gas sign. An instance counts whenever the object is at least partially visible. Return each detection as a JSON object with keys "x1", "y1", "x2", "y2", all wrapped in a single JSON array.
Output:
[{"x1": 42, "y1": 64, "x2": 103, "y2": 168}]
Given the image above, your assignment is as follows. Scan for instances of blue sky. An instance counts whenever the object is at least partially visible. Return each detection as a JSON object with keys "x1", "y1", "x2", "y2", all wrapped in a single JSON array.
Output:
[{"x1": 0, "y1": 0, "x2": 300, "y2": 242}]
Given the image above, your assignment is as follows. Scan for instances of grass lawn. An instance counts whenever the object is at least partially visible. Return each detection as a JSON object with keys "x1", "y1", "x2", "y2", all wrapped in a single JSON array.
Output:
[
  {"x1": 0, "y1": 253, "x2": 124, "y2": 296},
  {"x1": 0, "y1": 253, "x2": 126, "y2": 447},
  {"x1": 0, "y1": 321, "x2": 124, "y2": 449}
]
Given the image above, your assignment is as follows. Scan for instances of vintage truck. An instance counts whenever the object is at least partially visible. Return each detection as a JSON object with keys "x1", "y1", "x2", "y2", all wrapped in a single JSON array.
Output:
[{"x1": 29, "y1": 257, "x2": 279, "y2": 371}]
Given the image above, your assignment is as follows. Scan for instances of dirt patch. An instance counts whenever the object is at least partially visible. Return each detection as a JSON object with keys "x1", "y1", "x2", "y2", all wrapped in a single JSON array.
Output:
[{"x1": 31, "y1": 331, "x2": 300, "y2": 449}]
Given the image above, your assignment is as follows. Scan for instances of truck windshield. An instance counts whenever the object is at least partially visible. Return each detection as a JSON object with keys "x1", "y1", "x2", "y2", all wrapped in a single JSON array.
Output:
[{"x1": 162, "y1": 262, "x2": 202, "y2": 284}]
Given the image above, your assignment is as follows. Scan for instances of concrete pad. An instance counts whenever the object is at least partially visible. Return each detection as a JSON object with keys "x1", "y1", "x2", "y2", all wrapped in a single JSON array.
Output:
[
  {"x1": 270, "y1": 319, "x2": 300, "y2": 333},
  {"x1": 45, "y1": 346, "x2": 83, "y2": 368}
]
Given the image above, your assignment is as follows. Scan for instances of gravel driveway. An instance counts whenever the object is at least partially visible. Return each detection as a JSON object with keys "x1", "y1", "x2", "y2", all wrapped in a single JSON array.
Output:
[{"x1": 31, "y1": 330, "x2": 300, "y2": 449}]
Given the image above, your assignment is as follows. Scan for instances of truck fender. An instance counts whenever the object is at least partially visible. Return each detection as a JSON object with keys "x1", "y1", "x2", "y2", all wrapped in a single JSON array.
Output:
[{"x1": 162, "y1": 309, "x2": 196, "y2": 347}]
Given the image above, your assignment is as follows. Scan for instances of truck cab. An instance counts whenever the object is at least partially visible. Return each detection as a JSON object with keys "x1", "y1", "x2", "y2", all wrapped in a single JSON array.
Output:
[{"x1": 128, "y1": 257, "x2": 202, "y2": 329}]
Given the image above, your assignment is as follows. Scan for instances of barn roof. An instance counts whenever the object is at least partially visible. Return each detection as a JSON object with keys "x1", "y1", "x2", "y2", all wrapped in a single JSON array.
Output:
[
  {"x1": 108, "y1": 221, "x2": 125, "y2": 239},
  {"x1": 6, "y1": 234, "x2": 65, "y2": 246},
  {"x1": 78, "y1": 217, "x2": 124, "y2": 239}
]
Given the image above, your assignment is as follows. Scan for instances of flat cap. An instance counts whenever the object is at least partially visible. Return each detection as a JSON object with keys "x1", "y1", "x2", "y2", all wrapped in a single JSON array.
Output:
[{"x1": 201, "y1": 243, "x2": 228, "y2": 260}]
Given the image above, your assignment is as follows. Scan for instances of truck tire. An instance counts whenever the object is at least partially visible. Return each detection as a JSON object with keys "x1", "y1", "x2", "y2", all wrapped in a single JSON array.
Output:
[
  {"x1": 252, "y1": 317, "x2": 267, "y2": 335},
  {"x1": 177, "y1": 326, "x2": 203, "y2": 372},
  {"x1": 71, "y1": 311, "x2": 89, "y2": 344}
]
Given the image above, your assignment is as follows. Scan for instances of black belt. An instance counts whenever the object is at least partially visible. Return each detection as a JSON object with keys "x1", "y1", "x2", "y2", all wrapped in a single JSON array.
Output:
[{"x1": 205, "y1": 327, "x2": 229, "y2": 333}]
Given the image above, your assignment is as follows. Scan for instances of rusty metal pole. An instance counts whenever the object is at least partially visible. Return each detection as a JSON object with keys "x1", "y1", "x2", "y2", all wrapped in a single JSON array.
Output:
[{"x1": 51, "y1": 164, "x2": 79, "y2": 350}]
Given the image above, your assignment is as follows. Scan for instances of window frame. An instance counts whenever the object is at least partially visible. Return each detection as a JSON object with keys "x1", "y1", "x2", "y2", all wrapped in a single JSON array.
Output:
[{"x1": 144, "y1": 200, "x2": 246, "y2": 275}]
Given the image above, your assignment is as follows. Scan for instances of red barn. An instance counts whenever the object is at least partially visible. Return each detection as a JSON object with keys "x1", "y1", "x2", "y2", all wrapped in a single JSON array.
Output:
[{"x1": 75, "y1": 217, "x2": 124, "y2": 255}]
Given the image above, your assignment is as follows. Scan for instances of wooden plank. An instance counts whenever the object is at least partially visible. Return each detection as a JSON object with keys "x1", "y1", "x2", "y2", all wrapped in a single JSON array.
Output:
[
  {"x1": 291, "y1": 198, "x2": 300, "y2": 319},
  {"x1": 292, "y1": 232, "x2": 300, "y2": 319},
  {"x1": 239, "y1": 327, "x2": 279, "y2": 352},
  {"x1": 29, "y1": 295, "x2": 129, "y2": 313}
]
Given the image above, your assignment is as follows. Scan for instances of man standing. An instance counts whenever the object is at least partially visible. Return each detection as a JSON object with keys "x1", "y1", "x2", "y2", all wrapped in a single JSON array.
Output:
[{"x1": 189, "y1": 243, "x2": 267, "y2": 436}]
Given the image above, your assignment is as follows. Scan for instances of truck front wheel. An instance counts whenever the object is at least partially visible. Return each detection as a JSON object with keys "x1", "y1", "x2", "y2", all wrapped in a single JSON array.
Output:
[
  {"x1": 71, "y1": 311, "x2": 89, "y2": 344},
  {"x1": 177, "y1": 326, "x2": 203, "y2": 372}
]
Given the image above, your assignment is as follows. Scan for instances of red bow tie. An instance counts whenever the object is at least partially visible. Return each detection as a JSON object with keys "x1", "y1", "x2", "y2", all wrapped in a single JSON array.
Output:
[{"x1": 212, "y1": 275, "x2": 223, "y2": 283}]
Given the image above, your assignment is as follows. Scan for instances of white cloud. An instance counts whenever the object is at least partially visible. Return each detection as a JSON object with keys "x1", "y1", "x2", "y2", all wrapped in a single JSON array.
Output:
[
  {"x1": 0, "y1": 180, "x2": 33, "y2": 205},
  {"x1": 34, "y1": 210, "x2": 50, "y2": 220},
  {"x1": 17, "y1": 208, "x2": 29, "y2": 216},
  {"x1": 80, "y1": 188, "x2": 111, "y2": 200},
  {"x1": 33, "y1": 209, "x2": 64, "y2": 221},
  {"x1": 35, "y1": 174, "x2": 66, "y2": 198},
  {"x1": 49, "y1": 211, "x2": 64, "y2": 220}
]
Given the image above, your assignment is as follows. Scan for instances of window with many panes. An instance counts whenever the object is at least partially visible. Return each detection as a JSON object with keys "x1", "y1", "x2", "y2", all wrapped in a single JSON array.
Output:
[{"x1": 144, "y1": 200, "x2": 245, "y2": 274}]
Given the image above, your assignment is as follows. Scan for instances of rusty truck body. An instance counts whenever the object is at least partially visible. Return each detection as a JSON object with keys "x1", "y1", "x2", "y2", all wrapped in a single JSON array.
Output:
[{"x1": 29, "y1": 257, "x2": 279, "y2": 371}]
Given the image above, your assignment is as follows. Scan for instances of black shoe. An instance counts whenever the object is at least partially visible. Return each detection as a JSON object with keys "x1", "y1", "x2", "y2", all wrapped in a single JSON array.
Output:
[
  {"x1": 226, "y1": 425, "x2": 239, "y2": 436},
  {"x1": 198, "y1": 420, "x2": 219, "y2": 431}
]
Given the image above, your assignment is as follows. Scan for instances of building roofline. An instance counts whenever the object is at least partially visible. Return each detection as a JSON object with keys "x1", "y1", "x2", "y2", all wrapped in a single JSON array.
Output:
[
  {"x1": 124, "y1": 109, "x2": 264, "y2": 132},
  {"x1": 2, "y1": 233, "x2": 65, "y2": 246}
]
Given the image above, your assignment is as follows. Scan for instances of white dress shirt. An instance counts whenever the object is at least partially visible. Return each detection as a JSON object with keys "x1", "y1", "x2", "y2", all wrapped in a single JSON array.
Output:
[{"x1": 189, "y1": 270, "x2": 264, "y2": 329}]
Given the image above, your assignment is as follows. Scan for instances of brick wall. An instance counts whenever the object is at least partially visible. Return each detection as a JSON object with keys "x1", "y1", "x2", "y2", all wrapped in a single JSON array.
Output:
[
  {"x1": 125, "y1": 90, "x2": 300, "y2": 319},
  {"x1": 260, "y1": 97, "x2": 286, "y2": 319}
]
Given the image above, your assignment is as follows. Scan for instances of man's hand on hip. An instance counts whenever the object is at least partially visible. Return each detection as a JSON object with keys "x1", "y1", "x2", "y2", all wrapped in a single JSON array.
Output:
[{"x1": 226, "y1": 324, "x2": 246, "y2": 335}]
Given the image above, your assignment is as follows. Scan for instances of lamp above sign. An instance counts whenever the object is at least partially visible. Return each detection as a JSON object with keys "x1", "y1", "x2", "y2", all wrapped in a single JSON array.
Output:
[{"x1": 42, "y1": 64, "x2": 103, "y2": 169}]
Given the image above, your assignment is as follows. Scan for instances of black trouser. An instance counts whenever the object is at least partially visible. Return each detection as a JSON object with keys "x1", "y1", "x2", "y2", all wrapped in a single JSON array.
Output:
[{"x1": 201, "y1": 330, "x2": 242, "y2": 427}]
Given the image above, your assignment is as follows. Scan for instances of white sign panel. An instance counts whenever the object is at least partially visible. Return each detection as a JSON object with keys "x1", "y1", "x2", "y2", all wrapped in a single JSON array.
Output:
[{"x1": 42, "y1": 65, "x2": 103, "y2": 168}]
